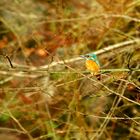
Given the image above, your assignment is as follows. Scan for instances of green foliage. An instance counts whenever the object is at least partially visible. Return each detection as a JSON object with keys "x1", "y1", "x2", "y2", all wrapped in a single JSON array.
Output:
[{"x1": 0, "y1": 113, "x2": 10, "y2": 123}]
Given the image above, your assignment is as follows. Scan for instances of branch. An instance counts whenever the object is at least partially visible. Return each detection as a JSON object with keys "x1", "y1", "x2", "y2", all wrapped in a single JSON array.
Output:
[
  {"x1": 15, "y1": 38, "x2": 139, "y2": 71},
  {"x1": 38, "y1": 14, "x2": 140, "y2": 24},
  {"x1": 5, "y1": 55, "x2": 14, "y2": 68},
  {"x1": 0, "y1": 55, "x2": 14, "y2": 68}
]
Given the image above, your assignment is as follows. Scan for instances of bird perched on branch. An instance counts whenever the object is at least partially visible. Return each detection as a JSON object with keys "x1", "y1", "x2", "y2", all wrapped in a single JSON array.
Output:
[{"x1": 81, "y1": 53, "x2": 101, "y2": 80}]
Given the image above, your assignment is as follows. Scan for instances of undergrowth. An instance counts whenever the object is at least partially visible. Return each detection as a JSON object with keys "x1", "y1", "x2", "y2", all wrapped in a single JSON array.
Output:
[{"x1": 0, "y1": 0, "x2": 140, "y2": 140}]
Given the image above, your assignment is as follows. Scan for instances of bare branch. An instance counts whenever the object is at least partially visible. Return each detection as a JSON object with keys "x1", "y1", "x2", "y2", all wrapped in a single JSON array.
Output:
[
  {"x1": 14, "y1": 38, "x2": 139, "y2": 70},
  {"x1": 5, "y1": 55, "x2": 14, "y2": 68}
]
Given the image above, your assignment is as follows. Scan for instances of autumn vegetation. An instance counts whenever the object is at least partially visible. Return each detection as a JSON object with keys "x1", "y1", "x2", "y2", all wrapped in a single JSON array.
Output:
[{"x1": 0, "y1": 0, "x2": 140, "y2": 140}]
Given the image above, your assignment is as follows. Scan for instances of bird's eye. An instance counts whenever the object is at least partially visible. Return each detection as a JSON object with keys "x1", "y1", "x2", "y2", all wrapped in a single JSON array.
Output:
[{"x1": 86, "y1": 55, "x2": 90, "y2": 58}]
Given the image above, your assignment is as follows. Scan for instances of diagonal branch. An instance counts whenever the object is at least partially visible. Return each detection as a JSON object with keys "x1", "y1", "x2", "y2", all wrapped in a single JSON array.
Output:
[{"x1": 22, "y1": 38, "x2": 140, "y2": 70}]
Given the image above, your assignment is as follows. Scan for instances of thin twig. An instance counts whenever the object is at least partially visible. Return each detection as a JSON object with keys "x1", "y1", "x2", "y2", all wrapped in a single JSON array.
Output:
[
  {"x1": 0, "y1": 54, "x2": 14, "y2": 68},
  {"x1": 0, "y1": 126, "x2": 25, "y2": 134},
  {"x1": 0, "y1": 70, "x2": 42, "y2": 78},
  {"x1": 6, "y1": 109, "x2": 34, "y2": 140},
  {"x1": 0, "y1": 76, "x2": 13, "y2": 84},
  {"x1": 0, "y1": 68, "x2": 139, "y2": 78},
  {"x1": 12, "y1": 38, "x2": 140, "y2": 71},
  {"x1": 64, "y1": 64, "x2": 140, "y2": 106},
  {"x1": 38, "y1": 14, "x2": 140, "y2": 24},
  {"x1": 5, "y1": 55, "x2": 14, "y2": 68}
]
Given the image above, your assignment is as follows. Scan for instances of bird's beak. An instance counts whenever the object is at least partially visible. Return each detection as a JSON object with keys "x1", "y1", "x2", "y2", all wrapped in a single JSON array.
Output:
[{"x1": 80, "y1": 55, "x2": 86, "y2": 59}]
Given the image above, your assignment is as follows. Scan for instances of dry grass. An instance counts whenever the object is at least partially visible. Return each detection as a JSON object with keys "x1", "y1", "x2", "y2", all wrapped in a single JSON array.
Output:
[{"x1": 0, "y1": 0, "x2": 140, "y2": 140}]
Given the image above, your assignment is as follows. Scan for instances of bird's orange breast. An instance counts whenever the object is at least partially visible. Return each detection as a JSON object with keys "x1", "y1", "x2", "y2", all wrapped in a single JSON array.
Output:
[{"x1": 86, "y1": 60, "x2": 100, "y2": 74}]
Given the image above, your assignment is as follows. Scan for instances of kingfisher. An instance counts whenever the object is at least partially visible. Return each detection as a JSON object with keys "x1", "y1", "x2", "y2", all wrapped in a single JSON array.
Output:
[{"x1": 81, "y1": 53, "x2": 101, "y2": 80}]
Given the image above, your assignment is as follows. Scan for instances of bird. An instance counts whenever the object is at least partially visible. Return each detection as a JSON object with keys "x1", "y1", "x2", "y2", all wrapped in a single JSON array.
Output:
[{"x1": 81, "y1": 53, "x2": 101, "y2": 80}]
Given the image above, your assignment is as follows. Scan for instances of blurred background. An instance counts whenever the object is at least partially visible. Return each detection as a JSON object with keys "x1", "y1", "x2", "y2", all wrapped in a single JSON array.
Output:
[{"x1": 0, "y1": 0, "x2": 140, "y2": 140}]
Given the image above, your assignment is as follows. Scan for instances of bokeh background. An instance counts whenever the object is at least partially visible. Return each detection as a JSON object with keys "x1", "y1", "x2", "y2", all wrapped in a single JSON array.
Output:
[{"x1": 0, "y1": 0, "x2": 140, "y2": 140}]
